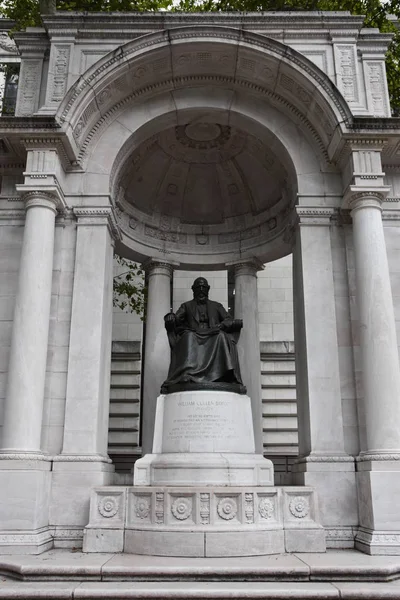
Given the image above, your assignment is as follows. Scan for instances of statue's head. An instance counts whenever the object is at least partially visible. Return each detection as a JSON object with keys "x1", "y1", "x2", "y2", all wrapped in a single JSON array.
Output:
[{"x1": 192, "y1": 277, "x2": 210, "y2": 303}]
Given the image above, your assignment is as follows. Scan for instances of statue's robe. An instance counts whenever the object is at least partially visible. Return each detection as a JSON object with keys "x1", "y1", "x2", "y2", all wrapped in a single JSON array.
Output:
[{"x1": 163, "y1": 299, "x2": 243, "y2": 389}]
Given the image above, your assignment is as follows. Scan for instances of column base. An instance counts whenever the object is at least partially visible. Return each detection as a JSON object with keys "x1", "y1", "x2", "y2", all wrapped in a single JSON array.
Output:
[
  {"x1": 50, "y1": 457, "x2": 115, "y2": 544},
  {"x1": 356, "y1": 527, "x2": 400, "y2": 555},
  {"x1": 292, "y1": 455, "x2": 358, "y2": 548},
  {"x1": 83, "y1": 485, "x2": 326, "y2": 557},
  {"x1": 356, "y1": 461, "x2": 400, "y2": 555},
  {"x1": 0, "y1": 458, "x2": 52, "y2": 554},
  {"x1": 0, "y1": 527, "x2": 53, "y2": 555}
]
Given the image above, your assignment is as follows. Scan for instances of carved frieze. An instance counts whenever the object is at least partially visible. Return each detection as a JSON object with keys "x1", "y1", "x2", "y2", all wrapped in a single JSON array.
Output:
[
  {"x1": 335, "y1": 45, "x2": 359, "y2": 104},
  {"x1": 16, "y1": 60, "x2": 42, "y2": 116},
  {"x1": 51, "y1": 45, "x2": 71, "y2": 103}
]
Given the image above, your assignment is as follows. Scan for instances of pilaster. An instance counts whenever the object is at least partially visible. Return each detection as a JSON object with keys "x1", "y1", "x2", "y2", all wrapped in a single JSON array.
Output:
[
  {"x1": 13, "y1": 29, "x2": 49, "y2": 117},
  {"x1": 291, "y1": 206, "x2": 357, "y2": 539},
  {"x1": 50, "y1": 206, "x2": 118, "y2": 543}
]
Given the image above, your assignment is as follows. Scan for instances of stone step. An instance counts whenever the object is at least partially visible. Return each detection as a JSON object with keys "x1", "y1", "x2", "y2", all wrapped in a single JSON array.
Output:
[
  {"x1": 110, "y1": 389, "x2": 141, "y2": 400},
  {"x1": 4, "y1": 580, "x2": 400, "y2": 599},
  {"x1": 109, "y1": 431, "x2": 139, "y2": 444},
  {"x1": 263, "y1": 403, "x2": 297, "y2": 416},
  {"x1": 2, "y1": 549, "x2": 400, "y2": 588},
  {"x1": 109, "y1": 402, "x2": 140, "y2": 417},
  {"x1": 109, "y1": 416, "x2": 140, "y2": 430},
  {"x1": 263, "y1": 416, "x2": 298, "y2": 429},
  {"x1": 262, "y1": 390, "x2": 297, "y2": 402}
]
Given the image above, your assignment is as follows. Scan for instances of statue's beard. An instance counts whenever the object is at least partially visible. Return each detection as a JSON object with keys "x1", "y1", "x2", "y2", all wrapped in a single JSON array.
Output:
[{"x1": 196, "y1": 295, "x2": 207, "y2": 304}]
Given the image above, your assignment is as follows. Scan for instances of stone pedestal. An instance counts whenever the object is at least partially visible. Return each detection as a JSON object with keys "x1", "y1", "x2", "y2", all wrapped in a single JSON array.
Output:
[
  {"x1": 134, "y1": 391, "x2": 273, "y2": 487},
  {"x1": 84, "y1": 485, "x2": 325, "y2": 556},
  {"x1": 84, "y1": 391, "x2": 326, "y2": 556}
]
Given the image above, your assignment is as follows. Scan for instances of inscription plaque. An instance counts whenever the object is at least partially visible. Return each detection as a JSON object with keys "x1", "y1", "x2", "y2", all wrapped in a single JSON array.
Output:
[{"x1": 156, "y1": 391, "x2": 255, "y2": 453}]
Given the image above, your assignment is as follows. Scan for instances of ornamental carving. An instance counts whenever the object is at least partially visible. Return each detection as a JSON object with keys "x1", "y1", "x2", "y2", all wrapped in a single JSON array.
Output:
[
  {"x1": 51, "y1": 46, "x2": 71, "y2": 103},
  {"x1": 217, "y1": 497, "x2": 238, "y2": 521},
  {"x1": 171, "y1": 497, "x2": 192, "y2": 521},
  {"x1": 200, "y1": 493, "x2": 210, "y2": 525},
  {"x1": 18, "y1": 60, "x2": 42, "y2": 116},
  {"x1": 337, "y1": 45, "x2": 358, "y2": 103},
  {"x1": 98, "y1": 496, "x2": 118, "y2": 518},
  {"x1": 289, "y1": 496, "x2": 310, "y2": 519},
  {"x1": 155, "y1": 492, "x2": 164, "y2": 524},
  {"x1": 258, "y1": 497, "x2": 274, "y2": 520},
  {"x1": 135, "y1": 497, "x2": 150, "y2": 519},
  {"x1": 244, "y1": 493, "x2": 254, "y2": 524}
]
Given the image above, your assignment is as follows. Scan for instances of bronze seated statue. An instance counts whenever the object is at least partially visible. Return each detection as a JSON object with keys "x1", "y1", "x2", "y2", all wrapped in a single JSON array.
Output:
[{"x1": 161, "y1": 277, "x2": 246, "y2": 395}]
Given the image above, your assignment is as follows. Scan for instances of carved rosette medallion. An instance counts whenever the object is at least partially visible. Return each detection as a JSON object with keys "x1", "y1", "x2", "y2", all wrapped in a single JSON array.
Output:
[
  {"x1": 135, "y1": 497, "x2": 150, "y2": 520},
  {"x1": 258, "y1": 497, "x2": 274, "y2": 520},
  {"x1": 98, "y1": 496, "x2": 118, "y2": 518},
  {"x1": 289, "y1": 497, "x2": 310, "y2": 519},
  {"x1": 171, "y1": 497, "x2": 192, "y2": 521},
  {"x1": 217, "y1": 497, "x2": 238, "y2": 521}
]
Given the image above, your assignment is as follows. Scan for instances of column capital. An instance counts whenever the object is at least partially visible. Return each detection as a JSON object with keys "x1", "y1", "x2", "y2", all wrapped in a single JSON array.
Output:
[
  {"x1": 227, "y1": 258, "x2": 264, "y2": 277},
  {"x1": 143, "y1": 258, "x2": 179, "y2": 277},
  {"x1": 73, "y1": 206, "x2": 120, "y2": 242},
  {"x1": 17, "y1": 186, "x2": 66, "y2": 214},
  {"x1": 21, "y1": 190, "x2": 59, "y2": 214},
  {"x1": 343, "y1": 187, "x2": 391, "y2": 213},
  {"x1": 296, "y1": 206, "x2": 336, "y2": 226}
]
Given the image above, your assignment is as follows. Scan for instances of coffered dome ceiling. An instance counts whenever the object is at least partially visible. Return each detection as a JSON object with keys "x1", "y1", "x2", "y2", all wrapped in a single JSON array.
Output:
[{"x1": 115, "y1": 121, "x2": 295, "y2": 264}]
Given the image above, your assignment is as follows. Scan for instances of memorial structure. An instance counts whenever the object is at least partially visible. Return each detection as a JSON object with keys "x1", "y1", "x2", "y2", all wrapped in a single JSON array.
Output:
[{"x1": 0, "y1": 8, "x2": 400, "y2": 558}]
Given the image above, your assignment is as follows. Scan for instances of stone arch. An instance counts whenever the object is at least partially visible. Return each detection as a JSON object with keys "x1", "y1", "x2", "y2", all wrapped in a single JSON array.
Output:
[
  {"x1": 57, "y1": 25, "x2": 352, "y2": 166},
  {"x1": 60, "y1": 26, "x2": 347, "y2": 266}
]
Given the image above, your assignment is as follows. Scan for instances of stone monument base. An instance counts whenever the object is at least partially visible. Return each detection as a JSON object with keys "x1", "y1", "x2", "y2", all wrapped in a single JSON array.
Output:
[{"x1": 83, "y1": 485, "x2": 326, "y2": 556}]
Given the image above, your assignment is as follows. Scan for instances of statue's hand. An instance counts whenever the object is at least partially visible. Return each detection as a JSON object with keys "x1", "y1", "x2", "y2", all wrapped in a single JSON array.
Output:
[
  {"x1": 219, "y1": 319, "x2": 233, "y2": 332},
  {"x1": 164, "y1": 312, "x2": 176, "y2": 331}
]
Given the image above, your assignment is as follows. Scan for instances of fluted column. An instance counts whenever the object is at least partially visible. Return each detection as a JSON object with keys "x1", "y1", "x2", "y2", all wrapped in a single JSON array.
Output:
[
  {"x1": 350, "y1": 192, "x2": 400, "y2": 458},
  {"x1": 1, "y1": 192, "x2": 59, "y2": 455},
  {"x1": 232, "y1": 259, "x2": 264, "y2": 453},
  {"x1": 142, "y1": 259, "x2": 176, "y2": 454}
]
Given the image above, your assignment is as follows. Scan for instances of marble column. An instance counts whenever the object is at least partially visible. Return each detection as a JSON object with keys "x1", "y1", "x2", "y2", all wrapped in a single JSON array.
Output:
[
  {"x1": 232, "y1": 260, "x2": 264, "y2": 454},
  {"x1": 348, "y1": 191, "x2": 400, "y2": 554},
  {"x1": 291, "y1": 207, "x2": 357, "y2": 533},
  {"x1": 1, "y1": 192, "x2": 58, "y2": 454},
  {"x1": 0, "y1": 190, "x2": 61, "y2": 554},
  {"x1": 50, "y1": 207, "x2": 116, "y2": 533},
  {"x1": 350, "y1": 193, "x2": 400, "y2": 456},
  {"x1": 141, "y1": 260, "x2": 175, "y2": 455}
]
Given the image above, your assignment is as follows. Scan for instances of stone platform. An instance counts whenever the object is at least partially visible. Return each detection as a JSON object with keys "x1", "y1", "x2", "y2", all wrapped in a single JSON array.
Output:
[
  {"x1": 83, "y1": 485, "x2": 325, "y2": 556},
  {"x1": 1, "y1": 549, "x2": 400, "y2": 598}
]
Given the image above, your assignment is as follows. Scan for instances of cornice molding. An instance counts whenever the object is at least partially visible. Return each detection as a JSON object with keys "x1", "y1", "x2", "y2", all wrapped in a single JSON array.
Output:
[
  {"x1": 73, "y1": 206, "x2": 120, "y2": 241},
  {"x1": 296, "y1": 206, "x2": 336, "y2": 225}
]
